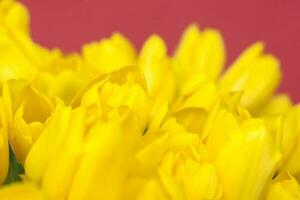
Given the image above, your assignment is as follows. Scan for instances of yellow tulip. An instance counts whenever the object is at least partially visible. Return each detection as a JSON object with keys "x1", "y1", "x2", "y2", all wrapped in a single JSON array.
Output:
[
  {"x1": 139, "y1": 35, "x2": 176, "y2": 110},
  {"x1": 26, "y1": 104, "x2": 142, "y2": 199},
  {"x1": 0, "y1": 0, "x2": 30, "y2": 34},
  {"x1": 125, "y1": 114, "x2": 221, "y2": 200},
  {"x1": 0, "y1": 1, "x2": 298, "y2": 199},
  {"x1": 204, "y1": 102, "x2": 281, "y2": 200},
  {"x1": 32, "y1": 52, "x2": 87, "y2": 105},
  {"x1": 73, "y1": 66, "x2": 150, "y2": 131},
  {"x1": 0, "y1": 1, "x2": 85, "y2": 90},
  {"x1": 214, "y1": 119, "x2": 281, "y2": 199},
  {"x1": 68, "y1": 112, "x2": 137, "y2": 200},
  {"x1": 219, "y1": 42, "x2": 281, "y2": 112},
  {"x1": 2, "y1": 80, "x2": 53, "y2": 164},
  {"x1": 173, "y1": 24, "x2": 226, "y2": 83},
  {"x1": 82, "y1": 33, "x2": 137, "y2": 74},
  {"x1": 25, "y1": 67, "x2": 148, "y2": 199},
  {"x1": 0, "y1": 3, "x2": 47, "y2": 83}
]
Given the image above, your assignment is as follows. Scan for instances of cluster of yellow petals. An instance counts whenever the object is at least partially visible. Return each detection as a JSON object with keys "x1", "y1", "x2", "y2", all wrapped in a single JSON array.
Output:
[{"x1": 0, "y1": 0, "x2": 300, "y2": 199}]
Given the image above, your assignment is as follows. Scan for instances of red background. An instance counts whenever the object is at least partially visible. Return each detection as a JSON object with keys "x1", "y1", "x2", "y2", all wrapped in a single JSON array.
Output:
[{"x1": 20, "y1": 0, "x2": 300, "y2": 102}]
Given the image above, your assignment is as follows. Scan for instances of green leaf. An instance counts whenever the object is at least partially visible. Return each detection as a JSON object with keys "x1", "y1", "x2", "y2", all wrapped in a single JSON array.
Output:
[{"x1": 4, "y1": 145, "x2": 24, "y2": 184}]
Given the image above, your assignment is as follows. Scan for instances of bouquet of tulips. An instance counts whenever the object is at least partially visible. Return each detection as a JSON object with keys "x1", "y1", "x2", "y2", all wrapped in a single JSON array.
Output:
[{"x1": 0, "y1": 0, "x2": 300, "y2": 199}]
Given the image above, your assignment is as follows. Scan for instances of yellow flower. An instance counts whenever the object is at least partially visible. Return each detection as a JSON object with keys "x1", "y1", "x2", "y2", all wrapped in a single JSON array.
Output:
[
  {"x1": 25, "y1": 103, "x2": 143, "y2": 200},
  {"x1": 205, "y1": 101, "x2": 281, "y2": 199},
  {"x1": 67, "y1": 112, "x2": 138, "y2": 200},
  {"x1": 0, "y1": 0, "x2": 49, "y2": 83},
  {"x1": 25, "y1": 67, "x2": 149, "y2": 199},
  {"x1": 1, "y1": 0, "x2": 86, "y2": 105},
  {"x1": 82, "y1": 33, "x2": 137, "y2": 74},
  {"x1": 74, "y1": 66, "x2": 150, "y2": 130},
  {"x1": 33, "y1": 52, "x2": 87, "y2": 105},
  {"x1": 219, "y1": 42, "x2": 281, "y2": 112},
  {"x1": 124, "y1": 114, "x2": 221, "y2": 200},
  {"x1": 0, "y1": 0, "x2": 30, "y2": 34},
  {"x1": 0, "y1": 1, "x2": 299, "y2": 199},
  {"x1": 139, "y1": 35, "x2": 176, "y2": 111},
  {"x1": 4, "y1": 80, "x2": 53, "y2": 164},
  {"x1": 173, "y1": 24, "x2": 226, "y2": 83}
]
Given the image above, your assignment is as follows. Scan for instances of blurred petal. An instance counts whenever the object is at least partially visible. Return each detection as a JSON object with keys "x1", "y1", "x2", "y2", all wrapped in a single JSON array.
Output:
[
  {"x1": 0, "y1": 182, "x2": 44, "y2": 200},
  {"x1": 213, "y1": 118, "x2": 281, "y2": 199},
  {"x1": 0, "y1": 1, "x2": 49, "y2": 83},
  {"x1": 0, "y1": 0, "x2": 30, "y2": 34},
  {"x1": 258, "y1": 94, "x2": 293, "y2": 116},
  {"x1": 219, "y1": 42, "x2": 281, "y2": 112},
  {"x1": 266, "y1": 173, "x2": 300, "y2": 200},
  {"x1": 174, "y1": 24, "x2": 225, "y2": 83},
  {"x1": 82, "y1": 33, "x2": 136, "y2": 74}
]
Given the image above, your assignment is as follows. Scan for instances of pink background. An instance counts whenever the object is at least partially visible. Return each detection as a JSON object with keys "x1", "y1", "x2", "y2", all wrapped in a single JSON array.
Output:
[{"x1": 20, "y1": 0, "x2": 300, "y2": 102}]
